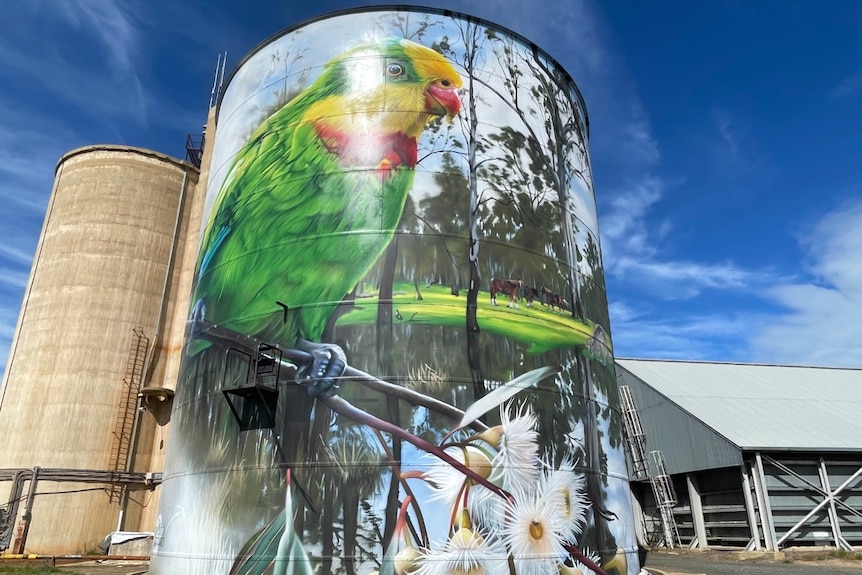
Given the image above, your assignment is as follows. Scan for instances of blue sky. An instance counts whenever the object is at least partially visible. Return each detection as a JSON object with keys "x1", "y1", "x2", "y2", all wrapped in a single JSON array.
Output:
[{"x1": 2, "y1": 0, "x2": 861, "y2": 374}]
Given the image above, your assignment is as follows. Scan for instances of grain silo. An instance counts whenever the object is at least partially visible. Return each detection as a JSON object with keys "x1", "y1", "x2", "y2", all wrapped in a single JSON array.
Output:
[
  {"x1": 151, "y1": 7, "x2": 640, "y2": 575},
  {"x1": 0, "y1": 146, "x2": 200, "y2": 553}
]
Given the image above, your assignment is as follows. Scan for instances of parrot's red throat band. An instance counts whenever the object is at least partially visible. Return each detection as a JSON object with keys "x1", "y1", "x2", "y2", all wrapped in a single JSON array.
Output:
[{"x1": 315, "y1": 123, "x2": 418, "y2": 178}]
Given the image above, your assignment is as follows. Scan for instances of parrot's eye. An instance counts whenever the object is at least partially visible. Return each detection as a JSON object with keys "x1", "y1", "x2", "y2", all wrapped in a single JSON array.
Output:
[{"x1": 386, "y1": 62, "x2": 405, "y2": 78}]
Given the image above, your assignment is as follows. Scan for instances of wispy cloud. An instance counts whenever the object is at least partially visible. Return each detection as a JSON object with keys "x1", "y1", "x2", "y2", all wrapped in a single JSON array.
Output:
[
  {"x1": 828, "y1": 70, "x2": 862, "y2": 101},
  {"x1": 0, "y1": 272, "x2": 29, "y2": 291},
  {"x1": 599, "y1": 173, "x2": 774, "y2": 299},
  {"x1": 56, "y1": 0, "x2": 139, "y2": 71},
  {"x1": 0, "y1": 1, "x2": 148, "y2": 125},
  {"x1": 615, "y1": 258, "x2": 775, "y2": 296},
  {"x1": 600, "y1": 178, "x2": 663, "y2": 257},
  {"x1": 443, "y1": 0, "x2": 607, "y2": 74},
  {"x1": 620, "y1": 113, "x2": 661, "y2": 166},
  {"x1": 751, "y1": 199, "x2": 862, "y2": 366},
  {"x1": 0, "y1": 301, "x2": 21, "y2": 377},
  {"x1": 472, "y1": 0, "x2": 777, "y2": 357},
  {"x1": 713, "y1": 108, "x2": 741, "y2": 161},
  {"x1": 610, "y1": 301, "x2": 759, "y2": 361},
  {"x1": 0, "y1": 244, "x2": 36, "y2": 266}
]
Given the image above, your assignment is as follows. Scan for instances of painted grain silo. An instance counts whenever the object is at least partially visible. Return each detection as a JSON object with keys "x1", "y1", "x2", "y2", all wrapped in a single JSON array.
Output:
[
  {"x1": 152, "y1": 7, "x2": 639, "y2": 575},
  {"x1": 0, "y1": 146, "x2": 199, "y2": 553}
]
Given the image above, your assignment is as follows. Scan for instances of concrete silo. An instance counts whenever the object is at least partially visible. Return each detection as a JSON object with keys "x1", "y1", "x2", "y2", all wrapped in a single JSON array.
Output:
[
  {"x1": 152, "y1": 7, "x2": 639, "y2": 575},
  {"x1": 0, "y1": 146, "x2": 199, "y2": 553}
]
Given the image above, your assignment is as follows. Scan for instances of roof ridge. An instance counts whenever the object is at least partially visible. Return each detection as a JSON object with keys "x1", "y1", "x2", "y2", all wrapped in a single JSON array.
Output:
[{"x1": 615, "y1": 357, "x2": 862, "y2": 371}]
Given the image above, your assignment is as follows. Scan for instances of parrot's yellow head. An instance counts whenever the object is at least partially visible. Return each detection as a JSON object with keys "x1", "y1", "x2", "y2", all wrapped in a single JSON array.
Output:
[{"x1": 305, "y1": 38, "x2": 463, "y2": 141}]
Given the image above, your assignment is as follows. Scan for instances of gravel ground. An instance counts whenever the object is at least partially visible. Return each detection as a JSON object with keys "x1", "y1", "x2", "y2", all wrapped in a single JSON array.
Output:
[
  {"x1": 33, "y1": 551, "x2": 861, "y2": 575},
  {"x1": 56, "y1": 560, "x2": 149, "y2": 575},
  {"x1": 645, "y1": 549, "x2": 862, "y2": 575}
]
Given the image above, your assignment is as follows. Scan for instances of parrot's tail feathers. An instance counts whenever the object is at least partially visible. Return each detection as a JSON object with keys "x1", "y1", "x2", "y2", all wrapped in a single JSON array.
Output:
[{"x1": 186, "y1": 338, "x2": 213, "y2": 357}]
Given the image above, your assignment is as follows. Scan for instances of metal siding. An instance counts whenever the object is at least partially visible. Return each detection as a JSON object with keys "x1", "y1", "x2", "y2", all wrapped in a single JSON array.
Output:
[
  {"x1": 616, "y1": 359, "x2": 862, "y2": 451},
  {"x1": 618, "y1": 367, "x2": 742, "y2": 475},
  {"x1": 758, "y1": 456, "x2": 862, "y2": 546}
]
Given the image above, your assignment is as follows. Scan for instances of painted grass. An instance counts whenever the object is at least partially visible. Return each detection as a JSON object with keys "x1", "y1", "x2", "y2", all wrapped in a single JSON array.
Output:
[{"x1": 337, "y1": 283, "x2": 605, "y2": 354}]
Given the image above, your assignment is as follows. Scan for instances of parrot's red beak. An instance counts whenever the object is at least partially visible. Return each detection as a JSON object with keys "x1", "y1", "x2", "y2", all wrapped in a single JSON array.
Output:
[{"x1": 425, "y1": 84, "x2": 461, "y2": 118}]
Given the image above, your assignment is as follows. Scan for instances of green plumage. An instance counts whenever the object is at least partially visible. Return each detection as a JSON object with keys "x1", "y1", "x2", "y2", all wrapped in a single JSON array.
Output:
[
  {"x1": 194, "y1": 40, "x2": 423, "y2": 348},
  {"x1": 185, "y1": 38, "x2": 461, "y2": 575}
]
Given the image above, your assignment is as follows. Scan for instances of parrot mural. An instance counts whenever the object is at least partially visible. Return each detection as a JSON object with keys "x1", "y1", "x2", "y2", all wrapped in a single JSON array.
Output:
[
  {"x1": 192, "y1": 37, "x2": 462, "y2": 394},
  {"x1": 151, "y1": 12, "x2": 641, "y2": 575}
]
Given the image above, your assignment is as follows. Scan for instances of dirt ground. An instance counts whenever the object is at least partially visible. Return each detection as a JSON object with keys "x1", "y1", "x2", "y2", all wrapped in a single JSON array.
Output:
[
  {"x1": 11, "y1": 549, "x2": 854, "y2": 575},
  {"x1": 52, "y1": 559, "x2": 147, "y2": 575},
  {"x1": 646, "y1": 548, "x2": 862, "y2": 575}
]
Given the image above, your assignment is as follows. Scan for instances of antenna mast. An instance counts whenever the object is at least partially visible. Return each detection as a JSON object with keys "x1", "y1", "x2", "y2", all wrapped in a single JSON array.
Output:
[{"x1": 209, "y1": 51, "x2": 228, "y2": 109}]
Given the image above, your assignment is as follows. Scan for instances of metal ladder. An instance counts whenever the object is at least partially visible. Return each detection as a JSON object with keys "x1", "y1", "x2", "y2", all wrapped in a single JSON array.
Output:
[
  {"x1": 619, "y1": 385, "x2": 681, "y2": 547},
  {"x1": 107, "y1": 327, "x2": 148, "y2": 502},
  {"x1": 619, "y1": 385, "x2": 649, "y2": 480},
  {"x1": 650, "y1": 450, "x2": 681, "y2": 548}
]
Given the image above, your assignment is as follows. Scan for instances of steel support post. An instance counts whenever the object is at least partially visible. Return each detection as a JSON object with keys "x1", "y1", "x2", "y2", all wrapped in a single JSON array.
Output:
[
  {"x1": 686, "y1": 473, "x2": 708, "y2": 548},
  {"x1": 740, "y1": 465, "x2": 762, "y2": 550},
  {"x1": 752, "y1": 454, "x2": 778, "y2": 551},
  {"x1": 818, "y1": 458, "x2": 852, "y2": 551}
]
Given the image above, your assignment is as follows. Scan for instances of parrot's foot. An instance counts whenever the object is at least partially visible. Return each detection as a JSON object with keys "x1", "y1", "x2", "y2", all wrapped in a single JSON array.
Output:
[
  {"x1": 189, "y1": 299, "x2": 207, "y2": 337},
  {"x1": 296, "y1": 339, "x2": 346, "y2": 398},
  {"x1": 184, "y1": 299, "x2": 213, "y2": 356}
]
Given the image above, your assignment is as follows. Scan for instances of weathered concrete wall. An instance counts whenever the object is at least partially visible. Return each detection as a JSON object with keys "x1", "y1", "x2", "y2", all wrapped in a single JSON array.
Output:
[
  {"x1": 0, "y1": 146, "x2": 198, "y2": 553},
  {"x1": 137, "y1": 109, "x2": 215, "y2": 534}
]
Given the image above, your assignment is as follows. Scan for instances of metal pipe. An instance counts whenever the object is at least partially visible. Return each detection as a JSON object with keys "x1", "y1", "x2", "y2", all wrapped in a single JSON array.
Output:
[
  {"x1": 0, "y1": 471, "x2": 28, "y2": 551},
  {"x1": 818, "y1": 458, "x2": 850, "y2": 551},
  {"x1": 143, "y1": 167, "x2": 190, "y2": 386},
  {"x1": 0, "y1": 468, "x2": 160, "y2": 484},
  {"x1": 15, "y1": 467, "x2": 40, "y2": 554},
  {"x1": 118, "y1": 167, "x2": 191, "y2": 532},
  {"x1": 0, "y1": 466, "x2": 159, "y2": 551}
]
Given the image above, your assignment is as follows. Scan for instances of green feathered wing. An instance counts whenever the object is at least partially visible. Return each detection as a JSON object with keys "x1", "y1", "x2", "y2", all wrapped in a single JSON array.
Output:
[
  {"x1": 183, "y1": 38, "x2": 462, "y2": 575},
  {"x1": 194, "y1": 88, "x2": 414, "y2": 348}
]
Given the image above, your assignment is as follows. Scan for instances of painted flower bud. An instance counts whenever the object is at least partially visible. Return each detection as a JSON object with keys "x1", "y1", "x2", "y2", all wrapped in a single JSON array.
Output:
[
  {"x1": 394, "y1": 545, "x2": 422, "y2": 574},
  {"x1": 472, "y1": 425, "x2": 503, "y2": 449},
  {"x1": 454, "y1": 506, "x2": 472, "y2": 530},
  {"x1": 460, "y1": 444, "x2": 493, "y2": 480}
]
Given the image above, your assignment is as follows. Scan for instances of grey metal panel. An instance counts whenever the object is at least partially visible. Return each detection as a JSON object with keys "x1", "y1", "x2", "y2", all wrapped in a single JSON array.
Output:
[
  {"x1": 616, "y1": 359, "x2": 862, "y2": 452},
  {"x1": 617, "y1": 366, "x2": 742, "y2": 475},
  {"x1": 758, "y1": 455, "x2": 862, "y2": 546}
]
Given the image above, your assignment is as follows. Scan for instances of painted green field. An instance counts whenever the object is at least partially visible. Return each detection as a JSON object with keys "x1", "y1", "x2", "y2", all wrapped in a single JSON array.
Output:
[{"x1": 336, "y1": 283, "x2": 607, "y2": 354}]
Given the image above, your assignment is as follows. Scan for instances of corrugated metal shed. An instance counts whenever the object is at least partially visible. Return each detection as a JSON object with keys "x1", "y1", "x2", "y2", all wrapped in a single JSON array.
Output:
[
  {"x1": 617, "y1": 359, "x2": 862, "y2": 453},
  {"x1": 616, "y1": 365, "x2": 743, "y2": 475}
]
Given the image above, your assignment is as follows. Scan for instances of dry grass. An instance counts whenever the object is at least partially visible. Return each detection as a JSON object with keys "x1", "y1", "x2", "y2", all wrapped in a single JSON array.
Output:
[{"x1": 0, "y1": 566, "x2": 79, "y2": 575}]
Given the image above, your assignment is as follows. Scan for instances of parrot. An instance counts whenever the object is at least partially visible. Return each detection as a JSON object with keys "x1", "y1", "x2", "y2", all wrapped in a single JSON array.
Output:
[{"x1": 191, "y1": 38, "x2": 463, "y2": 395}]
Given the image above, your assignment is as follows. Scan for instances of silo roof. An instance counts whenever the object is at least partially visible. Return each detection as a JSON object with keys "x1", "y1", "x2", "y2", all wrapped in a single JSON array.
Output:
[{"x1": 616, "y1": 358, "x2": 862, "y2": 452}]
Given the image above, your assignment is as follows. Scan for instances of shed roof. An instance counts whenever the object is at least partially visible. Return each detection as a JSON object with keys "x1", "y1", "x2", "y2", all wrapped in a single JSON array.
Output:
[{"x1": 616, "y1": 359, "x2": 862, "y2": 452}]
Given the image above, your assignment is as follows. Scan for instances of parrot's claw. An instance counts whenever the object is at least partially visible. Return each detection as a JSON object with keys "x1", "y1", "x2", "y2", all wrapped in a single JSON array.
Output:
[
  {"x1": 189, "y1": 299, "x2": 207, "y2": 338},
  {"x1": 296, "y1": 339, "x2": 347, "y2": 398}
]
